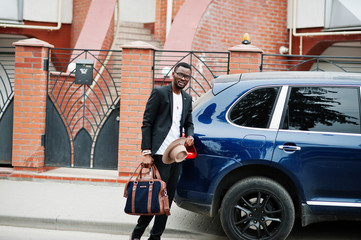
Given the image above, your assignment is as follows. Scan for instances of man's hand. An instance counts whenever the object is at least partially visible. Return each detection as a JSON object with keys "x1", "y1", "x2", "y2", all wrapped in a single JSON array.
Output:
[
  {"x1": 185, "y1": 136, "x2": 194, "y2": 148},
  {"x1": 142, "y1": 154, "x2": 154, "y2": 167}
]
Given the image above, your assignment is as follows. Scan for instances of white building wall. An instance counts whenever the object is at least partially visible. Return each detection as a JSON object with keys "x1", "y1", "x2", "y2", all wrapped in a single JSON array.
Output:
[
  {"x1": 287, "y1": 0, "x2": 325, "y2": 29},
  {"x1": 117, "y1": 0, "x2": 155, "y2": 23},
  {"x1": 23, "y1": 0, "x2": 73, "y2": 24}
]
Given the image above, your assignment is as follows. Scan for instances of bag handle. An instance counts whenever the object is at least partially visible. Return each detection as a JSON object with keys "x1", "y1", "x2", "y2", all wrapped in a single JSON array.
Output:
[
  {"x1": 123, "y1": 163, "x2": 144, "y2": 197},
  {"x1": 150, "y1": 164, "x2": 162, "y2": 180},
  {"x1": 129, "y1": 163, "x2": 144, "y2": 181},
  {"x1": 123, "y1": 163, "x2": 163, "y2": 197}
]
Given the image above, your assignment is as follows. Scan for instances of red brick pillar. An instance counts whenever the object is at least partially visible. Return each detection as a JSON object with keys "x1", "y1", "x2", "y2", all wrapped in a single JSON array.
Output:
[
  {"x1": 155, "y1": 0, "x2": 167, "y2": 45},
  {"x1": 228, "y1": 44, "x2": 264, "y2": 74},
  {"x1": 12, "y1": 38, "x2": 53, "y2": 172},
  {"x1": 118, "y1": 41, "x2": 157, "y2": 176}
]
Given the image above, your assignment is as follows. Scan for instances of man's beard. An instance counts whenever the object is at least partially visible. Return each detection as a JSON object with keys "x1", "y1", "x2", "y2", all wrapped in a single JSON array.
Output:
[{"x1": 175, "y1": 81, "x2": 186, "y2": 90}]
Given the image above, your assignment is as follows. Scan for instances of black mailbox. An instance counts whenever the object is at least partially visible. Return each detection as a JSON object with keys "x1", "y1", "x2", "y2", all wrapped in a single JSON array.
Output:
[{"x1": 75, "y1": 59, "x2": 94, "y2": 85}]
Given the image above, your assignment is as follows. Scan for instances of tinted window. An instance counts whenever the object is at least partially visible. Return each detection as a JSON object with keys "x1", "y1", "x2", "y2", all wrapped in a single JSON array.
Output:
[
  {"x1": 282, "y1": 87, "x2": 361, "y2": 134},
  {"x1": 229, "y1": 87, "x2": 280, "y2": 128}
]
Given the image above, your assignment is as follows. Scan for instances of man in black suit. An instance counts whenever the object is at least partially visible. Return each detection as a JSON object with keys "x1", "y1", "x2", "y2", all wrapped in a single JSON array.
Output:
[{"x1": 131, "y1": 62, "x2": 194, "y2": 240}]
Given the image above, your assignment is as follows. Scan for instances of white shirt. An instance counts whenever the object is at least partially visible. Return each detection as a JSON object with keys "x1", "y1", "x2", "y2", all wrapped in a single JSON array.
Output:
[{"x1": 156, "y1": 92, "x2": 183, "y2": 155}]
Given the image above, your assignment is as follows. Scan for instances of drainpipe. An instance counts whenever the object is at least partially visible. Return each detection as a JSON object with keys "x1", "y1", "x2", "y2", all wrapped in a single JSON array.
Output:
[
  {"x1": 291, "y1": 0, "x2": 361, "y2": 54},
  {"x1": 166, "y1": 0, "x2": 173, "y2": 36},
  {"x1": 0, "y1": 0, "x2": 62, "y2": 31},
  {"x1": 288, "y1": 0, "x2": 293, "y2": 55}
]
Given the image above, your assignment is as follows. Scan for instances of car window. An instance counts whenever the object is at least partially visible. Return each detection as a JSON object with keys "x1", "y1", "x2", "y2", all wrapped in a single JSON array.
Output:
[
  {"x1": 281, "y1": 87, "x2": 361, "y2": 134},
  {"x1": 229, "y1": 87, "x2": 280, "y2": 128}
]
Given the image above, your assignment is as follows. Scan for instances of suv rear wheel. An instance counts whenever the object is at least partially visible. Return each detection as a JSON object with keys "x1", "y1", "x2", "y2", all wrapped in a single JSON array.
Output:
[{"x1": 220, "y1": 177, "x2": 295, "y2": 240}]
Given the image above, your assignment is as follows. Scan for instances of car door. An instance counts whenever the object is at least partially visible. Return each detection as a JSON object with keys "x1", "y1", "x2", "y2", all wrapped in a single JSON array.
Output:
[
  {"x1": 272, "y1": 85, "x2": 361, "y2": 213},
  {"x1": 226, "y1": 86, "x2": 282, "y2": 163}
]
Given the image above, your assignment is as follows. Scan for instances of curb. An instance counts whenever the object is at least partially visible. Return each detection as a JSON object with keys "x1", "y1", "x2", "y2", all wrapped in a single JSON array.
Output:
[
  {"x1": 0, "y1": 214, "x2": 220, "y2": 239},
  {"x1": 0, "y1": 215, "x2": 131, "y2": 234}
]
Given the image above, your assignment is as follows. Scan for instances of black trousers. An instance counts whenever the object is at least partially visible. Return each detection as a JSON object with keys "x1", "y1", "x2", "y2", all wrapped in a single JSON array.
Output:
[{"x1": 131, "y1": 155, "x2": 181, "y2": 240}]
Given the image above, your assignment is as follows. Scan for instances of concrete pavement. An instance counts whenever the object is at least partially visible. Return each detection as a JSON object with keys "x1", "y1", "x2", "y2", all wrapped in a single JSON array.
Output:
[
  {"x1": 0, "y1": 172, "x2": 226, "y2": 240},
  {"x1": 3, "y1": 169, "x2": 361, "y2": 240}
]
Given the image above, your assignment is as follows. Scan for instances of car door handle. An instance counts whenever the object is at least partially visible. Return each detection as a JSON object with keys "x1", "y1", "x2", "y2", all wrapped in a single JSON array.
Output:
[{"x1": 278, "y1": 145, "x2": 301, "y2": 151}]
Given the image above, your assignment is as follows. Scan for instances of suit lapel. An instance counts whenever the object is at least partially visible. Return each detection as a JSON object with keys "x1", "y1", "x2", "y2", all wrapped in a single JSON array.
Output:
[
  {"x1": 180, "y1": 90, "x2": 187, "y2": 124},
  {"x1": 168, "y1": 85, "x2": 173, "y2": 119}
]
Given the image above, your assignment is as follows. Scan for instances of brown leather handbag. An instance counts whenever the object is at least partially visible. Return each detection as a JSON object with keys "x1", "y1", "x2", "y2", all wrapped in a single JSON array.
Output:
[{"x1": 124, "y1": 163, "x2": 170, "y2": 216}]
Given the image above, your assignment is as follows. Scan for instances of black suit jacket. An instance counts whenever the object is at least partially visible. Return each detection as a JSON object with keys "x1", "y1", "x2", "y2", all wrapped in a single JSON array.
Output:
[{"x1": 141, "y1": 84, "x2": 194, "y2": 153}]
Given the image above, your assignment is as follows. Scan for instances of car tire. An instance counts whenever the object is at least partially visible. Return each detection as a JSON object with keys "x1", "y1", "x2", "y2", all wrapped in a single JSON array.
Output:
[{"x1": 220, "y1": 177, "x2": 295, "y2": 240}]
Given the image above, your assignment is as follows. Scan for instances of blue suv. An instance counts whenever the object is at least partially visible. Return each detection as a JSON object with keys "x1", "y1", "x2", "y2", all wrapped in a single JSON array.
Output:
[{"x1": 176, "y1": 72, "x2": 361, "y2": 240}]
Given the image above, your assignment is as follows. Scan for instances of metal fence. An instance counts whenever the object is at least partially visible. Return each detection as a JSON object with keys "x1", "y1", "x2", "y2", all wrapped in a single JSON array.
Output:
[
  {"x1": 46, "y1": 48, "x2": 123, "y2": 138},
  {"x1": 0, "y1": 47, "x2": 15, "y2": 119},
  {"x1": 153, "y1": 50, "x2": 230, "y2": 100},
  {"x1": 260, "y1": 54, "x2": 361, "y2": 73},
  {"x1": 47, "y1": 48, "x2": 122, "y2": 80},
  {"x1": 45, "y1": 48, "x2": 122, "y2": 169},
  {"x1": 0, "y1": 47, "x2": 15, "y2": 164}
]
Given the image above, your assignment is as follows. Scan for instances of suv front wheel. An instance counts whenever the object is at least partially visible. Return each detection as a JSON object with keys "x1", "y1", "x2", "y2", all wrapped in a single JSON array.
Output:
[{"x1": 220, "y1": 177, "x2": 295, "y2": 240}]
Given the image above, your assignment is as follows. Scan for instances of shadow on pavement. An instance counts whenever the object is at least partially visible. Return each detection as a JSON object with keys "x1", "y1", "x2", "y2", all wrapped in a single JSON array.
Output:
[{"x1": 288, "y1": 220, "x2": 361, "y2": 240}]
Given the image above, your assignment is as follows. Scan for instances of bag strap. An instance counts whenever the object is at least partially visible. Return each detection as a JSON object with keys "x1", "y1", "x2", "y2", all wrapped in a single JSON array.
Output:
[
  {"x1": 147, "y1": 181, "x2": 153, "y2": 214},
  {"x1": 163, "y1": 194, "x2": 171, "y2": 216},
  {"x1": 131, "y1": 181, "x2": 138, "y2": 214},
  {"x1": 130, "y1": 163, "x2": 143, "y2": 180},
  {"x1": 123, "y1": 163, "x2": 146, "y2": 197}
]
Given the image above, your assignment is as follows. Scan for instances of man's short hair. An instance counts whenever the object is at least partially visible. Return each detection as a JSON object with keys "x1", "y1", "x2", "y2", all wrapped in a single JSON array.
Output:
[{"x1": 174, "y1": 62, "x2": 192, "y2": 72}]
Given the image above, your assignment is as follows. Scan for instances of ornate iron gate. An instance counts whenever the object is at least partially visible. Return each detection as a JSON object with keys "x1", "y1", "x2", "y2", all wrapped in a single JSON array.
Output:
[
  {"x1": 0, "y1": 47, "x2": 15, "y2": 165},
  {"x1": 45, "y1": 48, "x2": 122, "y2": 169},
  {"x1": 153, "y1": 50, "x2": 230, "y2": 100}
]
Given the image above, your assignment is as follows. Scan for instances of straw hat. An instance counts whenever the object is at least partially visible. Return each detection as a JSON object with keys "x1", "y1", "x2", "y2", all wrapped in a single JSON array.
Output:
[{"x1": 162, "y1": 137, "x2": 188, "y2": 164}]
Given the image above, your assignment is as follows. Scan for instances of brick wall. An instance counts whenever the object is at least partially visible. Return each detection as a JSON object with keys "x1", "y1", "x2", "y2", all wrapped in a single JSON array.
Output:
[
  {"x1": 12, "y1": 39, "x2": 53, "y2": 171},
  {"x1": 154, "y1": 0, "x2": 167, "y2": 44},
  {"x1": 229, "y1": 44, "x2": 263, "y2": 74},
  {"x1": 101, "y1": 12, "x2": 115, "y2": 51},
  {"x1": 10, "y1": 38, "x2": 263, "y2": 176},
  {"x1": 173, "y1": 0, "x2": 186, "y2": 19},
  {"x1": 0, "y1": 21, "x2": 71, "y2": 49},
  {"x1": 71, "y1": 0, "x2": 92, "y2": 48},
  {"x1": 117, "y1": 42, "x2": 262, "y2": 175},
  {"x1": 117, "y1": 42, "x2": 155, "y2": 175},
  {"x1": 192, "y1": 0, "x2": 288, "y2": 54},
  {"x1": 154, "y1": 0, "x2": 185, "y2": 45}
]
